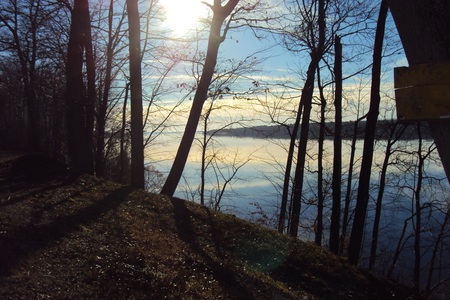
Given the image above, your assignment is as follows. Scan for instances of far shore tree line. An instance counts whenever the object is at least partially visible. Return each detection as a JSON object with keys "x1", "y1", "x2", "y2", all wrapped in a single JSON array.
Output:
[{"x1": 1, "y1": 0, "x2": 449, "y2": 296}]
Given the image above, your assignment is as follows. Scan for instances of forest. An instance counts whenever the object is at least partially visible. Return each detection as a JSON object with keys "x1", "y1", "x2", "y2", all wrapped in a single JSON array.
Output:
[{"x1": 0, "y1": 0, "x2": 449, "y2": 297}]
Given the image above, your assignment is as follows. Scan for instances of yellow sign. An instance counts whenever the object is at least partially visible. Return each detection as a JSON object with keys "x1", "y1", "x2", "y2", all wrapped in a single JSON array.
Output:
[{"x1": 394, "y1": 61, "x2": 450, "y2": 121}]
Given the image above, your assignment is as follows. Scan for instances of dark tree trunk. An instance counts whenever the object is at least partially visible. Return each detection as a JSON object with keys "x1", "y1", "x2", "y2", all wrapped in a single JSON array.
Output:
[
  {"x1": 161, "y1": 0, "x2": 240, "y2": 197},
  {"x1": 288, "y1": 60, "x2": 317, "y2": 238},
  {"x1": 127, "y1": 0, "x2": 145, "y2": 189},
  {"x1": 278, "y1": 87, "x2": 304, "y2": 233},
  {"x1": 83, "y1": 0, "x2": 96, "y2": 175},
  {"x1": 347, "y1": 0, "x2": 388, "y2": 265},
  {"x1": 369, "y1": 122, "x2": 405, "y2": 271},
  {"x1": 329, "y1": 35, "x2": 342, "y2": 254},
  {"x1": 66, "y1": 0, "x2": 95, "y2": 174},
  {"x1": 27, "y1": 2, "x2": 40, "y2": 153},
  {"x1": 425, "y1": 208, "x2": 450, "y2": 294},
  {"x1": 340, "y1": 113, "x2": 366, "y2": 254},
  {"x1": 315, "y1": 66, "x2": 326, "y2": 246},
  {"x1": 96, "y1": 0, "x2": 115, "y2": 177},
  {"x1": 200, "y1": 101, "x2": 214, "y2": 205},
  {"x1": 288, "y1": 0, "x2": 326, "y2": 238},
  {"x1": 119, "y1": 83, "x2": 130, "y2": 184}
]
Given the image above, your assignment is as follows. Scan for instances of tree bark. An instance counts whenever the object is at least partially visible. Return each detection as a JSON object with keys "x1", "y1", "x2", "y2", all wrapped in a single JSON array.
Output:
[
  {"x1": 315, "y1": 66, "x2": 326, "y2": 246},
  {"x1": 66, "y1": 0, "x2": 95, "y2": 174},
  {"x1": 369, "y1": 122, "x2": 405, "y2": 271},
  {"x1": 413, "y1": 124, "x2": 424, "y2": 292},
  {"x1": 127, "y1": 0, "x2": 145, "y2": 189},
  {"x1": 119, "y1": 82, "x2": 130, "y2": 184},
  {"x1": 95, "y1": 0, "x2": 115, "y2": 177},
  {"x1": 161, "y1": 0, "x2": 240, "y2": 197},
  {"x1": 348, "y1": 0, "x2": 388, "y2": 265},
  {"x1": 340, "y1": 113, "x2": 366, "y2": 254},
  {"x1": 387, "y1": 0, "x2": 450, "y2": 184},
  {"x1": 329, "y1": 35, "x2": 342, "y2": 254},
  {"x1": 288, "y1": 0, "x2": 326, "y2": 238},
  {"x1": 278, "y1": 85, "x2": 304, "y2": 233}
]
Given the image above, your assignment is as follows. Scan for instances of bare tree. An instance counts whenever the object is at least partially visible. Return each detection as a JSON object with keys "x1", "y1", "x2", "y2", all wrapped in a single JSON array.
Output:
[
  {"x1": 126, "y1": 0, "x2": 145, "y2": 188},
  {"x1": 66, "y1": 0, "x2": 96, "y2": 174},
  {"x1": 0, "y1": 0, "x2": 69, "y2": 154},
  {"x1": 347, "y1": 0, "x2": 388, "y2": 265},
  {"x1": 329, "y1": 34, "x2": 342, "y2": 253},
  {"x1": 161, "y1": 0, "x2": 241, "y2": 197},
  {"x1": 368, "y1": 121, "x2": 406, "y2": 271},
  {"x1": 288, "y1": 0, "x2": 326, "y2": 238}
]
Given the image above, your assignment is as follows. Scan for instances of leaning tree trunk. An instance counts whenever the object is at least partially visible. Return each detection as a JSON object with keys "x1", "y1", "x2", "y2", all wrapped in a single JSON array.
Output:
[
  {"x1": 161, "y1": 0, "x2": 240, "y2": 197},
  {"x1": 369, "y1": 121, "x2": 405, "y2": 271},
  {"x1": 347, "y1": 0, "x2": 388, "y2": 265},
  {"x1": 340, "y1": 112, "x2": 366, "y2": 254},
  {"x1": 288, "y1": 0, "x2": 326, "y2": 238},
  {"x1": 278, "y1": 93, "x2": 305, "y2": 233}
]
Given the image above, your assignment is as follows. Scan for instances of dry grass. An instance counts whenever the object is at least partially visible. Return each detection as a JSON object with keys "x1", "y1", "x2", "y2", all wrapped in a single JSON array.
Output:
[{"x1": 0, "y1": 153, "x2": 429, "y2": 299}]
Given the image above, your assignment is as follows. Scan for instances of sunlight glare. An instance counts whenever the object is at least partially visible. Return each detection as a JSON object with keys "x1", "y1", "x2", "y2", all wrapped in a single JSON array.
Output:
[{"x1": 162, "y1": 0, "x2": 208, "y2": 35}]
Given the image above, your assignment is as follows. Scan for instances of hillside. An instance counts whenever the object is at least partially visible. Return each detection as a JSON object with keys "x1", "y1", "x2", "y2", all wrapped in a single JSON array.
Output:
[{"x1": 0, "y1": 153, "x2": 429, "y2": 299}]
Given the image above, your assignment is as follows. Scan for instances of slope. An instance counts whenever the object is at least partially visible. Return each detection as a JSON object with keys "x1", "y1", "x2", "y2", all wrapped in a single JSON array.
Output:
[{"x1": 0, "y1": 153, "x2": 428, "y2": 299}]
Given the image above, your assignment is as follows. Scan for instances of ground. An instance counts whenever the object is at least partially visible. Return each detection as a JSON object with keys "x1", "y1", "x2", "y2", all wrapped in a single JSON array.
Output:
[{"x1": 0, "y1": 152, "x2": 430, "y2": 299}]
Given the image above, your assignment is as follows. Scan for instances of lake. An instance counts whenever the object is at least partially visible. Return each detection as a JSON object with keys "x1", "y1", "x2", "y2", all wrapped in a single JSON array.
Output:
[
  {"x1": 146, "y1": 132, "x2": 448, "y2": 228},
  {"x1": 145, "y1": 132, "x2": 450, "y2": 296}
]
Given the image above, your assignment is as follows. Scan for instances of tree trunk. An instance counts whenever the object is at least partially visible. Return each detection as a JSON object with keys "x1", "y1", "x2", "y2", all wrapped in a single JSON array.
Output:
[
  {"x1": 315, "y1": 66, "x2": 326, "y2": 246},
  {"x1": 340, "y1": 113, "x2": 366, "y2": 254},
  {"x1": 127, "y1": 0, "x2": 145, "y2": 189},
  {"x1": 83, "y1": 0, "x2": 96, "y2": 175},
  {"x1": 96, "y1": 0, "x2": 115, "y2": 177},
  {"x1": 369, "y1": 122, "x2": 405, "y2": 271},
  {"x1": 278, "y1": 87, "x2": 304, "y2": 233},
  {"x1": 288, "y1": 60, "x2": 317, "y2": 238},
  {"x1": 66, "y1": 0, "x2": 95, "y2": 174},
  {"x1": 387, "y1": 0, "x2": 450, "y2": 183},
  {"x1": 119, "y1": 83, "x2": 130, "y2": 184},
  {"x1": 425, "y1": 208, "x2": 450, "y2": 294},
  {"x1": 413, "y1": 125, "x2": 423, "y2": 292},
  {"x1": 329, "y1": 35, "x2": 342, "y2": 254},
  {"x1": 347, "y1": 0, "x2": 388, "y2": 265},
  {"x1": 161, "y1": 0, "x2": 240, "y2": 197},
  {"x1": 200, "y1": 101, "x2": 214, "y2": 205},
  {"x1": 288, "y1": 0, "x2": 326, "y2": 238}
]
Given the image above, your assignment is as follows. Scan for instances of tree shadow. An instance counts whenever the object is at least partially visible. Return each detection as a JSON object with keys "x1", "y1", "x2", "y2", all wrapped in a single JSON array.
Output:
[
  {"x1": 0, "y1": 153, "x2": 80, "y2": 206},
  {"x1": 0, "y1": 185, "x2": 134, "y2": 277},
  {"x1": 170, "y1": 197, "x2": 293, "y2": 299}
]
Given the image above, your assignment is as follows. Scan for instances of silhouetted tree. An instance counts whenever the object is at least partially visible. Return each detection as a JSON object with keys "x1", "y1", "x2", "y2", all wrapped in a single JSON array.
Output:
[
  {"x1": 329, "y1": 34, "x2": 342, "y2": 254},
  {"x1": 289, "y1": 0, "x2": 326, "y2": 238},
  {"x1": 126, "y1": 0, "x2": 145, "y2": 189},
  {"x1": 348, "y1": 0, "x2": 388, "y2": 265},
  {"x1": 161, "y1": 0, "x2": 241, "y2": 197},
  {"x1": 66, "y1": 0, "x2": 96, "y2": 174},
  {"x1": 0, "y1": 0, "x2": 68, "y2": 154}
]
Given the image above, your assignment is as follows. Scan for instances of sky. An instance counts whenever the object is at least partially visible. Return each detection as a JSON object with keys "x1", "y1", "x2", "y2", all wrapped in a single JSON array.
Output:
[
  {"x1": 142, "y1": 0, "x2": 410, "y2": 158},
  {"x1": 145, "y1": 1, "x2": 448, "y2": 221},
  {"x1": 155, "y1": 0, "x2": 407, "y2": 122}
]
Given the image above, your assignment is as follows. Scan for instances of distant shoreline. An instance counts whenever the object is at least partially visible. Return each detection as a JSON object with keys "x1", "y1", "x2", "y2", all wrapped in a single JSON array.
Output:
[{"x1": 207, "y1": 120, "x2": 433, "y2": 141}]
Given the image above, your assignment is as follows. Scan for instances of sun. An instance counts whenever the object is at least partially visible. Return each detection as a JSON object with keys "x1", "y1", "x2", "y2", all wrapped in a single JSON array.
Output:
[{"x1": 162, "y1": 0, "x2": 209, "y2": 36}]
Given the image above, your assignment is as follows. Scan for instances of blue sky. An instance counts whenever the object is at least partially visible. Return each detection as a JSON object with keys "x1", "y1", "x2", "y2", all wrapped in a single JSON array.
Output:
[{"x1": 149, "y1": 0, "x2": 408, "y2": 128}]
